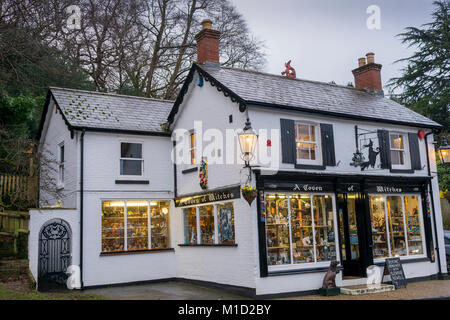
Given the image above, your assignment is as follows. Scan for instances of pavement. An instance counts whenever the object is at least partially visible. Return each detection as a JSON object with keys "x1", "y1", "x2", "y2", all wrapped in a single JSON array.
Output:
[
  {"x1": 83, "y1": 279, "x2": 450, "y2": 300},
  {"x1": 278, "y1": 280, "x2": 450, "y2": 300},
  {"x1": 84, "y1": 281, "x2": 249, "y2": 300}
]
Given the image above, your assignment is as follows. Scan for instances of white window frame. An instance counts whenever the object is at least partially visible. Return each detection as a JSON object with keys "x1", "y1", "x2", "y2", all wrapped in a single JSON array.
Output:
[
  {"x1": 101, "y1": 199, "x2": 171, "y2": 252},
  {"x1": 370, "y1": 193, "x2": 427, "y2": 264},
  {"x1": 295, "y1": 122, "x2": 322, "y2": 165},
  {"x1": 119, "y1": 140, "x2": 144, "y2": 178},
  {"x1": 389, "y1": 132, "x2": 410, "y2": 170},
  {"x1": 182, "y1": 200, "x2": 236, "y2": 245},
  {"x1": 57, "y1": 142, "x2": 65, "y2": 188},
  {"x1": 265, "y1": 192, "x2": 339, "y2": 272}
]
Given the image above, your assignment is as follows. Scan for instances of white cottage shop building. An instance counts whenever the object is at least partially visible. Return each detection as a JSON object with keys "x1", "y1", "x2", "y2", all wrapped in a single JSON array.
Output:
[{"x1": 29, "y1": 21, "x2": 448, "y2": 297}]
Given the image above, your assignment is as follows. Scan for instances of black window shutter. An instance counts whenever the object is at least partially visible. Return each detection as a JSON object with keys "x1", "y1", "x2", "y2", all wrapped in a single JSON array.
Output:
[
  {"x1": 408, "y1": 132, "x2": 422, "y2": 170},
  {"x1": 377, "y1": 129, "x2": 391, "y2": 169},
  {"x1": 280, "y1": 119, "x2": 295, "y2": 164},
  {"x1": 320, "y1": 123, "x2": 336, "y2": 166}
]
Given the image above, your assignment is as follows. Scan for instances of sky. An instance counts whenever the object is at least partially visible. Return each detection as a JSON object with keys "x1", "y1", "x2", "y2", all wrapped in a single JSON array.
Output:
[{"x1": 229, "y1": 0, "x2": 436, "y2": 92}]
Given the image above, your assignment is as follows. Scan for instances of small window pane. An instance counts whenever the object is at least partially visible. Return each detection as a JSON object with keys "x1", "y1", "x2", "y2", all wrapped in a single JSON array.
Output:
[
  {"x1": 217, "y1": 203, "x2": 235, "y2": 244},
  {"x1": 297, "y1": 124, "x2": 310, "y2": 141},
  {"x1": 121, "y1": 143, "x2": 142, "y2": 158},
  {"x1": 387, "y1": 196, "x2": 407, "y2": 257},
  {"x1": 199, "y1": 205, "x2": 215, "y2": 244},
  {"x1": 60, "y1": 145, "x2": 65, "y2": 163},
  {"x1": 127, "y1": 201, "x2": 149, "y2": 251},
  {"x1": 120, "y1": 159, "x2": 142, "y2": 175},
  {"x1": 151, "y1": 201, "x2": 170, "y2": 249},
  {"x1": 310, "y1": 144, "x2": 316, "y2": 160},
  {"x1": 313, "y1": 195, "x2": 336, "y2": 262},
  {"x1": 184, "y1": 207, "x2": 197, "y2": 244},
  {"x1": 369, "y1": 196, "x2": 389, "y2": 258},
  {"x1": 391, "y1": 150, "x2": 404, "y2": 165},
  {"x1": 310, "y1": 125, "x2": 315, "y2": 142},
  {"x1": 390, "y1": 134, "x2": 404, "y2": 149},
  {"x1": 102, "y1": 201, "x2": 125, "y2": 252},
  {"x1": 404, "y1": 196, "x2": 423, "y2": 255}
]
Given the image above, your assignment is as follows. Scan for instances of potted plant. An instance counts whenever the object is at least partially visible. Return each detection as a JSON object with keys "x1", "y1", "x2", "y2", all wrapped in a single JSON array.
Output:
[{"x1": 241, "y1": 186, "x2": 257, "y2": 206}]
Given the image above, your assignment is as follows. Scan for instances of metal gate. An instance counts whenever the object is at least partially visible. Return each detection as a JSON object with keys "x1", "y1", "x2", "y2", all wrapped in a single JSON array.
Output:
[{"x1": 38, "y1": 219, "x2": 71, "y2": 289}]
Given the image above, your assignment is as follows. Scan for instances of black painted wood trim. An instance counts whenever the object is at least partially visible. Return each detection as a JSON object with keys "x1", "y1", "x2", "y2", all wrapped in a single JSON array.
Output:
[
  {"x1": 178, "y1": 244, "x2": 238, "y2": 247},
  {"x1": 390, "y1": 169, "x2": 415, "y2": 174},
  {"x1": 268, "y1": 265, "x2": 343, "y2": 277},
  {"x1": 295, "y1": 164, "x2": 326, "y2": 170},
  {"x1": 115, "y1": 180, "x2": 149, "y2": 184},
  {"x1": 100, "y1": 248, "x2": 174, "y2": 256},
  {"x1": 182, "y1": 167, "x2": 198, "y2": 174},
  {"x1": 256, "y1": 173, "x2": 268, "y2": 277}
]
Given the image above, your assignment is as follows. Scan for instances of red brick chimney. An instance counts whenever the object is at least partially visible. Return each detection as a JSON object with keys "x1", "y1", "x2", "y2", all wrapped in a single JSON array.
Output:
[
  {"x1": 195, "y1": 19, "x2": 220, "y2": 64},
  {"x1": 352, "y1": 53, "x2": 383, "y2": 92}
]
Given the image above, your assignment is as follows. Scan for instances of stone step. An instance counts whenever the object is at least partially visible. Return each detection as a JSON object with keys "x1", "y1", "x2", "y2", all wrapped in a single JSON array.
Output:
[{"x1": 340, "y1": 284, "x2": 395, "y2": 296}]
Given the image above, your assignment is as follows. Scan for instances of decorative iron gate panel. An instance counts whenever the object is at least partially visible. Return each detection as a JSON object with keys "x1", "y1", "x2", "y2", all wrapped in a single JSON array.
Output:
[{"x1": 38, "y1": 220, "x2": 71, "y2": 287}]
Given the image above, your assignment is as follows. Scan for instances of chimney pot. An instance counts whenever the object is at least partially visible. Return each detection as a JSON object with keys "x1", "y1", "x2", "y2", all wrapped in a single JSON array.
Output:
[
  {"x1": 201, "y1": 19, "x2": 213, "y2": 30},
  {"x1": 358, "y1": 57, "x2": 367, "y2": 67},
  {"x1": 366, "y1": 52, "x2": 375, "y2": 64}
]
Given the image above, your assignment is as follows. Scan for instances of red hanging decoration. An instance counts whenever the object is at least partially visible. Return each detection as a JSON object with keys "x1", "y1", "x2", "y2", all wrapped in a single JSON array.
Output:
[{"x1": 418, "y1": 129, "x2": 425, "y2": 140}]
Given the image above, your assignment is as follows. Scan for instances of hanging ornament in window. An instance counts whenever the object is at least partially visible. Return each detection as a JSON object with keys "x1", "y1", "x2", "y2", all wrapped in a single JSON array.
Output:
[{"x1": 199, "y1": 157, "x2": 208, "y2": 190}]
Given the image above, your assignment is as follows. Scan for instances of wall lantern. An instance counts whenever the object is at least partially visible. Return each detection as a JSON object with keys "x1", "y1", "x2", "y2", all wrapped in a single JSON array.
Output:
[
  {"x1": 238, "y1": 120, "x2": 258, "y2": 167},
  {"x1": 438, "y1": 136, "x2": 450, "y2": 164}
]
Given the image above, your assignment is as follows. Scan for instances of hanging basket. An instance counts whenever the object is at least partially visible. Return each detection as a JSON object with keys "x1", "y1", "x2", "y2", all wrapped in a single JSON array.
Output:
[{"x1": 242, "y1": 191, "x2": 257, "y2": 206}]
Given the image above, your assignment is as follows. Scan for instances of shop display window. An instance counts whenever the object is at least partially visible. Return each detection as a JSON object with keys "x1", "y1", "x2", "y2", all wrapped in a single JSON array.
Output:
[
  {"x1": 182, "y1": 202, "x2": 236, "y2": 245},
  {"x1": 266, "y1": 194, "x2": 291, "y2": 265},
  {"x1": 265, "y1": 193, "x2": 336, "y2": 267},
  {"x1": 199, "y1": 205, "x2": 215, "y2": 244},
  {"x1": 127, "y1": 201, "x2": 149, "y2": 251},
  {"x1": 183, "y1": 207, "x2": 197, "y2": 244},
  {"x1": 404, "y1": 196, "x2": 424, "y2": 255},
  {"x1": 217, "y1": 202, "x2": 235, "y2": 244},
  {"x1": 101, "y1": 200, "x2": 170, "y2": 252},
  {"x1": 102, "y1": 201, "x2": 125, "y2": 252},
  {"x1": 369, "y1": 194, "x2": 425, "y2": 259},
  {"x1": 387, "y1": 196, "x2": 407, "y2": 256},
  {"x1": 150, "y1": 201, "x2": 170, "y2": 249},
  {"x1": 313, "y1": 195, "x2": 336, "y2": 262},
  {"x1": 369, "y1": 196, "x2": 389, "y2": 258}
]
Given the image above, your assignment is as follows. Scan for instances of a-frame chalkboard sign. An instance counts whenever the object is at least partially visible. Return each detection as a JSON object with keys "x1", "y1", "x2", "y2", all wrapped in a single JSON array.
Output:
[{"x1": 382, "y1": 258, "x2": 407, "y2": 289}]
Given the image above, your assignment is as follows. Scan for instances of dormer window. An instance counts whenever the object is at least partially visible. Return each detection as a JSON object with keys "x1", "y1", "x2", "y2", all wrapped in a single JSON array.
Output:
[
  {"x1": 295, "y1": 122, "x2": 321, "y2": 165},
  {"x1": 120, "y1": 142, "x2": 143, "y2": 176}
]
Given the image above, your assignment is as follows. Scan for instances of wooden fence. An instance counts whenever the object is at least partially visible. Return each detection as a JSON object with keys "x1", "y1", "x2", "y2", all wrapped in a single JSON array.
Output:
[
  {"x1": 441, "y1": 198, "x2": 450, "y2": 230},
  {"x1": 0, "y1": 174, "x2": 38, "y2": 208},
  {"x1": 0, "y1": 211, "x2": 29, "y2": 258}
]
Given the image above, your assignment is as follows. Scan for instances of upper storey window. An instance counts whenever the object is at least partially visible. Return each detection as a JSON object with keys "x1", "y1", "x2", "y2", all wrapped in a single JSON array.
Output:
[
  {"x1": 295, "y1": 123, "x2": 321, "y2": 165},
  {"x1": 120, "y1": 142, "x2": 143, "y2": 176}
]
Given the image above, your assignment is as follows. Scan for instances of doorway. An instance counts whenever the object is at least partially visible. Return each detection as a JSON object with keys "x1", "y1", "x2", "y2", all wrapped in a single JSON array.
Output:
[
  {"x1": 38, "y1": 219, "x2": 71, "y2": 291},
  {"x1": 337, "y1": 193, "x2": 365, "y2": 278}
]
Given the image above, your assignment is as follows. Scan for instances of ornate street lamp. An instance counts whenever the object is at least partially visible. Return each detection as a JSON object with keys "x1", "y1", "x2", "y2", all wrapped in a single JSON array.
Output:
[
  {"x1": 438, "y1": 136, "x2": 450, "y2": 164},
  {"x1": 238, "y1": 120, "x2": 258, "y2": 167}
]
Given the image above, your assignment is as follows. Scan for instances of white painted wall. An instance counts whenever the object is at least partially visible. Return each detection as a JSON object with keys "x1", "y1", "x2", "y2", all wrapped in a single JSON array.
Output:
[
  {"x1": 39, "y1": 99, "x2": 79, "y2": 208},
  {"x1": 171, "y1": 73, "x2": 257, "y2": 289},
  {"x1": 28, "y1": 209, "x2": 80, "y2": 284}
]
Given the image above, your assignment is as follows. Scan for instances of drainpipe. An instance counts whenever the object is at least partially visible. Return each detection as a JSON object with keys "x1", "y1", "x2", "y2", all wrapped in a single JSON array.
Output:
[
  {"x1": 79, "y1": 129, "x2": 85, "y2": 288},
  {"x1": 424, "y1": 130, "x2": 443, "y2": 279}
]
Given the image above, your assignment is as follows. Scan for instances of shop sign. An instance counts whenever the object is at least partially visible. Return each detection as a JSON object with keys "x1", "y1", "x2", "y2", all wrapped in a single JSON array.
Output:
[
  {"x1": 175, "y1": 186, "x2": 240, "y2": 207},
  {"x1": 336, "y1": 183, "x2": 361, "y2": 193},
  {"x1": 382, "y1": 258, "x2": 407, "y2": 289},
  {"x1": 264, "y1": 182, "x2": 334, "y2": 192},
  {"x1": 368, "y1": 185, "x2": 421, "y2": 193}
]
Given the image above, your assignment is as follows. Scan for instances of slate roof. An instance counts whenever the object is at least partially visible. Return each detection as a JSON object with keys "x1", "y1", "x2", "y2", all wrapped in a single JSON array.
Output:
[
  {"x1": 197, "y1": 64, "x2": 441, "y2": 128},
  {"x1": 49, "y1": 87, "x2": 173, "y2": 133}
]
